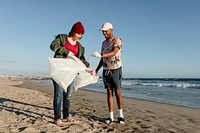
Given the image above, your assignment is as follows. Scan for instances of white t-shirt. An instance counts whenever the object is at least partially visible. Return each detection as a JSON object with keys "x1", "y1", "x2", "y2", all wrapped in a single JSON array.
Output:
[{"x1": 101, "y1": 37, "x2": 122, "y2": 70}]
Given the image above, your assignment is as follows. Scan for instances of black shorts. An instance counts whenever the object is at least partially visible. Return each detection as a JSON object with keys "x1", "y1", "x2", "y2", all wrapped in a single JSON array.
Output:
[{"x1": 103, "y1": 67, "x2": 122, "y2": 89}]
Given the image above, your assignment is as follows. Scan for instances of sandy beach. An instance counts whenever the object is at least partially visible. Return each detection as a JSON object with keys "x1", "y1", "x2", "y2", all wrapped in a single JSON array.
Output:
[{"x1": 0, "y1": 78, "x2": 200, "y2": 133}]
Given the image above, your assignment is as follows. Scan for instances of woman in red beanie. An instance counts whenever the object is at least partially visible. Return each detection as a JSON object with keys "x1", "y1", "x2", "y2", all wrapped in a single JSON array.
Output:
[{"x1": 50, "y1": 21, "x2": 89, "y2": 126}]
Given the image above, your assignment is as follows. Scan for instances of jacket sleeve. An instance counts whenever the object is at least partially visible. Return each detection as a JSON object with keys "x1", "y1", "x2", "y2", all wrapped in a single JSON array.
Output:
[
  {"x1": 80, "y1": 55, "x2": 90, "y2": 67},
  {"x1": 78, "y1": 44, "x2": 90, "y2": 67},
  {"x1": 50, "y1": 34, "x2": 69, "y2": 58}
]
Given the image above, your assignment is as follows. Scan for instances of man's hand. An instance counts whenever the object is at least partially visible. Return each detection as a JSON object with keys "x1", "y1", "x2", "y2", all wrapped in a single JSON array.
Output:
[{"x1": 91, "y1": 51, "x2": 101, "y2": 58}]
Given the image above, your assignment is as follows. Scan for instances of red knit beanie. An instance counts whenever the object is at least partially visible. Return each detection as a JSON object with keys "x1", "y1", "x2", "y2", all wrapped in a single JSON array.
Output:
[{"x1": 70, "y1": 21, "x2": 85, "y2": 34}]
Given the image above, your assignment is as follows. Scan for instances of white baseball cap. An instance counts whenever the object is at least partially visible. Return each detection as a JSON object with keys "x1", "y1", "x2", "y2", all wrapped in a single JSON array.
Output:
[{"x1": 100, "y1": 22, "x2": 113, "y2": 31}]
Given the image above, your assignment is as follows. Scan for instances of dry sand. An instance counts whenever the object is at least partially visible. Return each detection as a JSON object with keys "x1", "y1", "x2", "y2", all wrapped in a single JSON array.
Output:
[{"x1": 0, "y1": 78, "x2": 200, "y2": 133}]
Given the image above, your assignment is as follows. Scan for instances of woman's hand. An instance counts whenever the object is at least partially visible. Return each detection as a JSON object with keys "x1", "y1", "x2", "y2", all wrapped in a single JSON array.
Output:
[{"x1": 86, "y1": 68, "x2": 98, "y2": 76}]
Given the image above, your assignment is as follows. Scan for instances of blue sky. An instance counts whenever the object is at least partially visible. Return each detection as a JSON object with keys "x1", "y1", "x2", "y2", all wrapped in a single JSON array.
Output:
[{"x1": 0, "y1": 0, "x2": 200, "y2": 78}]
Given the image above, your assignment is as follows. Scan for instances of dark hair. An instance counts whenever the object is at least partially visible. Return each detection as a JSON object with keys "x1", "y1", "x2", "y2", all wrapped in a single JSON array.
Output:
[
  {"x1": 68, "y1": 31, "x2": 82, "y2": 40},
  {"x1": 68, "y1": 31, "x2": 75, "y2": 37}
]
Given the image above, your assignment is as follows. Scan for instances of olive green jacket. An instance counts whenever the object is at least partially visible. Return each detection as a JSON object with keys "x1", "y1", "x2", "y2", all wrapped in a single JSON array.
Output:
[{"x1": 50, "y1": 34, "x2": 90, "y2": 67}]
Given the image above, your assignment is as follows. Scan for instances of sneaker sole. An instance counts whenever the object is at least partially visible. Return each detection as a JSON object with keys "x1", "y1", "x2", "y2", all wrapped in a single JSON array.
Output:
[{"x1": 119, "y1": 121, "x2": 125, "y2": 124}]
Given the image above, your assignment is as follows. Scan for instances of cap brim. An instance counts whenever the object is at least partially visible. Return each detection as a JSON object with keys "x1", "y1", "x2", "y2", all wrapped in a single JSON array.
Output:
[{"x1": 99, "y1": 28, "x2": 110, "y2": 31}]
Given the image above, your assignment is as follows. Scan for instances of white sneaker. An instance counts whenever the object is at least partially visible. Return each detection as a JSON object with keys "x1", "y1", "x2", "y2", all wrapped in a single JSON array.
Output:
[
  {"x1": 118, "y1": 117, "x2": 125, "y2": 124},
  {"x1": 104, "y1": 117, "x2": 113, "y2": 124}
]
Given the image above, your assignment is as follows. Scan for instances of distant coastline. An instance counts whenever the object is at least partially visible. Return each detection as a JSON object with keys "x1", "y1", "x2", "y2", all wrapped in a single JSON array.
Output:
[{"x1": 0, "y1": 74, "x2": 51, "y2": 80}]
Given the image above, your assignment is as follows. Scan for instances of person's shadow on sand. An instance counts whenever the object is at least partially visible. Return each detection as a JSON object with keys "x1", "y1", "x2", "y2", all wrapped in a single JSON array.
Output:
[
  {"x1": 0, "y1": 98, "x2": 104, "y2": 123},
  {"x1": 0, "y1": 98, "x2": 53, "y2": 120},
  {"x1": 73, "y1": 111, "x2": 103, "y2": 122}
]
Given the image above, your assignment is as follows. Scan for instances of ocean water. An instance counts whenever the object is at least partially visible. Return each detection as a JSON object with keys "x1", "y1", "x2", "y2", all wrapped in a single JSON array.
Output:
[
  {"x1": 83, "y1": 78, "x2": 200, "y2": 109},
  {"x1": 42, "y1": 78, "x2": 200, "y2": 109}
]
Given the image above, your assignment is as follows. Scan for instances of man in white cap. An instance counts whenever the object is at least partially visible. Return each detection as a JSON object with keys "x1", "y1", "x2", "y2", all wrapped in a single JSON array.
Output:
[{"x1": 92, "y1": 22, "x2": 125, "y2": 124}]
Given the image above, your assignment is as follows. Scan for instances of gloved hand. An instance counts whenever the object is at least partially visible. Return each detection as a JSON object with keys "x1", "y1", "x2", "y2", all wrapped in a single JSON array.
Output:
[
  {"x1": 91, "y1": 51, "x2": 101, "y2": 58},
  {"x1": 86, "y1": 68, "x2": 96, "y2": 76},
  {"x1": 67, "y1": 51, "x2": 75, "y2": 58},
  {"x1": 67, "y1": 52, "x2": 80, "y2": 63}
]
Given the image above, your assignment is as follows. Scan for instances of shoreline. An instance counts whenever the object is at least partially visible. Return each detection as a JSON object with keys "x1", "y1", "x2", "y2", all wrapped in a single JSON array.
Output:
[
  {"x1": 22, "y1": 79, "x2": 200, "y2": 110},
  {"x1": 1, "y1": 78, "x2": 200, "y2": 133}
]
